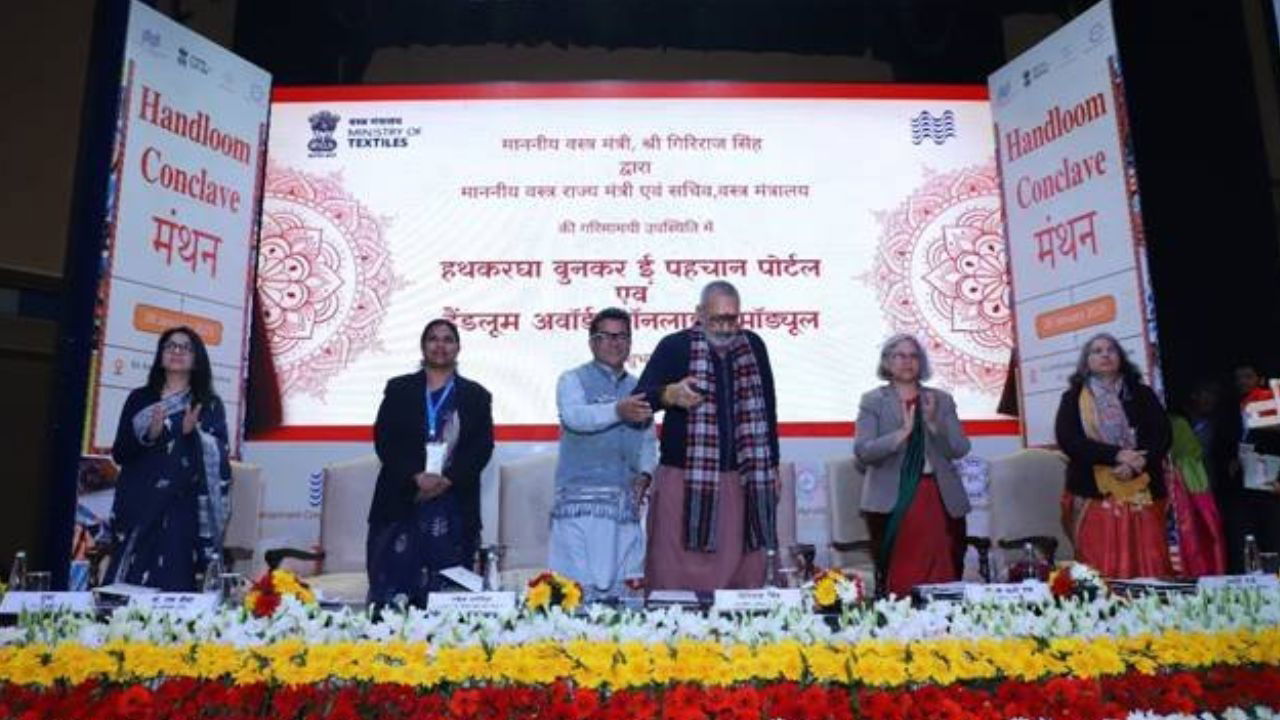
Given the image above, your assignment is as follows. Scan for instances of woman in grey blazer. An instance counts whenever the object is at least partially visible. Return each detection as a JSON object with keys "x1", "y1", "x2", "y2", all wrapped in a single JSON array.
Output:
[{"x1": 854, "y1": 334, "x2": 971, "y2": 597}]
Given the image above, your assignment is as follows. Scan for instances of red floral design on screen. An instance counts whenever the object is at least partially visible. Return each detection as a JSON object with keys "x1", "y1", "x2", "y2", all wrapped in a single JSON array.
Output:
[
  {"x1": 258, "y1": 164, "x2": 401, "y2": 398},
  {"x1": 871, "y1": 164, "x2": 1012, "y2": 394}
]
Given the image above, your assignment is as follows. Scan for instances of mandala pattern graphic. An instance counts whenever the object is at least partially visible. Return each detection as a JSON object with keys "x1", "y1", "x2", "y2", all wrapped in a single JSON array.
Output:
[
  {"x1": 870, "y1": 164, "x2": 1012, "y2": 394},
  {"x1": 258, "y1": 164, "x2": 399, "y2": 398}
]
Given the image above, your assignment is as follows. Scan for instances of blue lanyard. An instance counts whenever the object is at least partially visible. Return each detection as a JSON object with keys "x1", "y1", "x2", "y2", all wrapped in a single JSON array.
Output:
[{"x1": 425, "y1": 380, "x2": 455, "y2": 441}]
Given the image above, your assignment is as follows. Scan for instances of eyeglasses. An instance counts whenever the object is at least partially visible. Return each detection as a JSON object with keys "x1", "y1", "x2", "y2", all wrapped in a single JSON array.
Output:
[
  {"x1": 591, "y1": 331, "x2": 631, "y2": 343},
  {"x1": 163, "y1": 341, "x2": 193, "y2": 354},
  {"x1": 705, "y1": 314, "x2": 739, "y2": 327}
]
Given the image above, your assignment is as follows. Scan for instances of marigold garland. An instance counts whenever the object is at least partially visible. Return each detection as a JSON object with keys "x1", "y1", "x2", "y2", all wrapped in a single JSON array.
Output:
[{"x1": 1, "y1": 626, "x2": 1277, "y2": 689}]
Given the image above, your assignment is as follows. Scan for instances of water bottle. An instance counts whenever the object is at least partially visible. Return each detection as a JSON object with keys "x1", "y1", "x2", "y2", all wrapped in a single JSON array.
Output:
[
  {"x1": 68, "y1": 559, "x2": 91, "y2": 592},
  {"x1": 764, "y1": 548, "x2": 779, "y2": 588},
  {"x1": 481, "y1": 546, "x2": 503, "y2": 592},
  {"x1": 1009, "y1": 542, "x2": 1042, "y2": 582},
  {"x1": 1244, "y1": 534, "x2": 1262, "y2": 575},
  {"x1": 202, "y1": 554, "x2": 225, "y2": 596},
  {"x1": 7, "y1": 551, "x2": 27, "y2": 591},
  {"x1": 1029, "y1": 542, "x2": 1049, "y2": 580}
]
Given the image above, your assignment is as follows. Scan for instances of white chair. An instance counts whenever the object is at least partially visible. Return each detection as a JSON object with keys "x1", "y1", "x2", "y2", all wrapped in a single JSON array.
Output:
[
  {"x1": 986, "y1": 448, "x2": 1072, "y2": 577},
  {"x1": 497, "y1": 452, "x2": 558, "y2": 589},
  {"x1": 224, "y1": 461, "x2": 265, "y2": 574},
  {"x1": 824, "y1": 456, "x2": 877, "y2": 594},
  {"x1": 776, "y1": 462, "x2": 798, "y2": 552},
  {"x1": 302, "y1": 453, "x2": 380, "y2": 603}
]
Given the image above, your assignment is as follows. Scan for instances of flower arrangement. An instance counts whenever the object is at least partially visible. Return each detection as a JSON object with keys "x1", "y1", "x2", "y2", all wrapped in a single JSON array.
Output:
[
  {"x1": 3, "y1": 667, "x2": 1280, "y2": 720},
  {"x1": 1049, "y1": 561, "x2": 1107, "y2": 601},
  {"x1": 806, "y1": 568, "x2": 864, "y2": 611},
  {"x1": 244, "y1": 569, "x2": 317, "y2": 618},
  {"x1": 525, "y1": 571, "x2": 582, "y2": 613}
]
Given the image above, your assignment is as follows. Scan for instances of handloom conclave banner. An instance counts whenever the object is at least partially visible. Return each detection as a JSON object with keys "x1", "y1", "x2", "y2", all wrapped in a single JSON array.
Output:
[
  {"x1": 84, "y1": 0, "x2": 271, "y2": 456},
  {"x1": 988, "y1": 0, "x2": 1160, "y2": 446},
  {"x1": 260, "y1": 84, "x2": 1014, "y2": 438}
]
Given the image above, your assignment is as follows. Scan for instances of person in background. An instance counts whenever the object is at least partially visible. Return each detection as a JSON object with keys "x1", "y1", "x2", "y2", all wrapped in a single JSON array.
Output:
[
  {"x1": 105, "y1": 326, "x2": 231, "y2": 591},
  {"x1": 549, "y1": 308, "x2": 657, "y2": 600},
  {"x1": 366, "y1": 319, "x2": 494, "y2": 606},
  {"x1": 635, "y1": 281, "x2": 780, "y2": 591},
  {"x1": 1166, "y1": 381, "x2": 1227, "y2": 576},
  {"x1": 1221, "y1": 362, "x2": 1280, "y2": 571},
  {"x1": 855, "y1": 334, "x2": 971, "y2": 597},
  {"x1": 1055, "y1": 333, "x2": 1172, "y2": 578}
]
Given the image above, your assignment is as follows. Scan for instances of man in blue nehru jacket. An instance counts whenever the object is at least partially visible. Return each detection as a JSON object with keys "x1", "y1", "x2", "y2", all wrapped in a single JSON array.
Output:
[{"x1": 549, "y1": 307, "x2": 658, "y2": 600}]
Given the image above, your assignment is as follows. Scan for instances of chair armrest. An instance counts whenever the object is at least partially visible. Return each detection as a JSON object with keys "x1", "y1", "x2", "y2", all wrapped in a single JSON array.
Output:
[
  {"x1": 264, "y1": 547, "x2": 327, "y2": 570},
  {"x1": 831, "y1": 539, "x2": 873, "y2": 553},
  {"x1": 964, "y1": 536, "x2": 992, "y2": 583},
  {"x1": 997, "y1": 536, "x2": 1059, "y2": 563},
  {"x1": 222, "y1": 546, "x2": 254, "y2": 572}
]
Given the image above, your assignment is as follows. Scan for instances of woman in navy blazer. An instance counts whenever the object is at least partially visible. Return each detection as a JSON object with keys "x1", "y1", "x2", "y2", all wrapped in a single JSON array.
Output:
[{"x1": 366, "y1": 319, "x2": 494, "y2": 606}]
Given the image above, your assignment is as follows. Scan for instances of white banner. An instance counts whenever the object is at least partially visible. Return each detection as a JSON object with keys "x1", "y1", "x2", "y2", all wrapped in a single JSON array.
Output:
[
  {"x1": 261, "y1": 85, "x2": 1014, "y2": 434},
  {"x1": 85, "y1": 1, "x2": 271, "y2": 455},
  {"x1": 988, "y1": 0, "x2": 1159, "y2": 446}
]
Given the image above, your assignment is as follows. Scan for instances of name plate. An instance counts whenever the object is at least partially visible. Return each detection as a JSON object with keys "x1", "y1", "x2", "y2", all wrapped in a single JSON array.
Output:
[
  {"x1": 0, "y1": 592, "x2": 95, "y2": 614},
  {"x1": 647, "y1": 589, "x2": 700, "y2": 606},
  {"x1": 129, "y1": 592, "x2": 220, "y2": 617},
  {"x1": 713, "y1": 588, "x2": 803, "y2": 613},
  {"x1": 1198, "y1": 575, "x2": 1280, "y2": 592},
  {"x1": 426, "y1": 591, "x2": 516, "y2": 614},
  {"x1": 963, "y1": 582, "x2": 1051, "y2": 604}
]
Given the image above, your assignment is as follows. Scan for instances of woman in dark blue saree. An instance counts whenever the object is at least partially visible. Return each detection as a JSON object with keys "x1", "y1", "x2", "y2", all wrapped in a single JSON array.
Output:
[
  {"x1": 105, "y1": 326, "x2": 231, "y2": 591},
  {"x1": 367, "y1": 318, "x2": 495, "y2": 607}
]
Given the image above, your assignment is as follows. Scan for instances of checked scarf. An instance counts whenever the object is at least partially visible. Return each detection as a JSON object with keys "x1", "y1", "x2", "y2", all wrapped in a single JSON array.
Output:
[{"x1": 683, "y1": 324, "x2": 777, "y2": 553}]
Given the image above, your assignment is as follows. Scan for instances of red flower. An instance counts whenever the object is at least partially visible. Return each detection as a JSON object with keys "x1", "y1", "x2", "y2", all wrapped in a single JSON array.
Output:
[
  {"x1": 762, "y1": 682, "x2": 803, "y2": 720},
  {"x1": 665, "y1": 685, "x2": 704, "y2": 713},
  {"x1": 326, "y1": 688, "x2": 362, "y2": 720},
  {"x1": 666, "y1": 704, "x2": 707, "y2": 720},
  {"x1": 449, "y1": 688, "x2": 484, "y2": 718},
  {"x1": 412, "y1": 692, "x2": 449, "y2": 719},
  {"x1": 702, "y1": 687, "x2": 734, "y2": 714},
  {"x1": 728, "y1": 686, "x2": 762, "y2": 720},
  {"x1": 858, "y1": 691, "x2": 907, "y2": 720},
  {"x1": 1050, "y1": 571, "x2": 1074, "y2": 598},
  {"x1": 797, "y1": 685, "x2": 834, "y2": 720},
  {"x1": 570, "y1": 687, "x2": 599, "y2": 720},
  {"x1": 114, "y1": 685, "x2": 155, "y2": 720},
  {"x1": 252, "y1": 590, "x2": 281, "y2": 618},
  {"x1": 600, "y1": 689, "x2": 659, "y2": 720}
]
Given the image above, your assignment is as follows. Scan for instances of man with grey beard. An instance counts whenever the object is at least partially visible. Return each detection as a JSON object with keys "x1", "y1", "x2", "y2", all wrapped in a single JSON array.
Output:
[{"x1": 635, "y1": 281, "x2": 780, "y2": 591}]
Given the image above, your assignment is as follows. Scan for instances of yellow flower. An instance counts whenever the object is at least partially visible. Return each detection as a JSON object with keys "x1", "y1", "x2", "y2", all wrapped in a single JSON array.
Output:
[
  {"x1": 7, "y1": 620, "x2": 1280, "y2": 691},
  {"x1": 804, "y1": 644, "x2": 848, "y2": 683},
  {"x1": 526, "y1": 582, "x2": 552, "y2": 610},
  {"x1": 562, "y1": 581, "x2": 582, "y2": 611},
  {"x1": 814, "y1": 579, "x2": 838, "y2": 607}
]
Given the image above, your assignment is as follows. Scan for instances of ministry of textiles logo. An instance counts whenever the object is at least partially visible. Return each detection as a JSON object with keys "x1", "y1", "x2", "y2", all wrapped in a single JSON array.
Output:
[
  {"x1": 177, "y1": 46, "x2": 210, "y2": 75},
  {"x1": 307, "y1": 111, "x2": 340, "y2": 156},
  {"x1": 910, "y1": 110, "x2": 956, "y2": 146},
  {"x1": 1022, "y1": 61, "x2": 1050, "y2": 87}
]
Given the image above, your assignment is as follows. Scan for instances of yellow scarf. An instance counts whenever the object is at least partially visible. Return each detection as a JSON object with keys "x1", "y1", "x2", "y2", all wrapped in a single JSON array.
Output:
[{"x1": 1078, "y1": 386, "x2": 1152, "y2": 506}]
